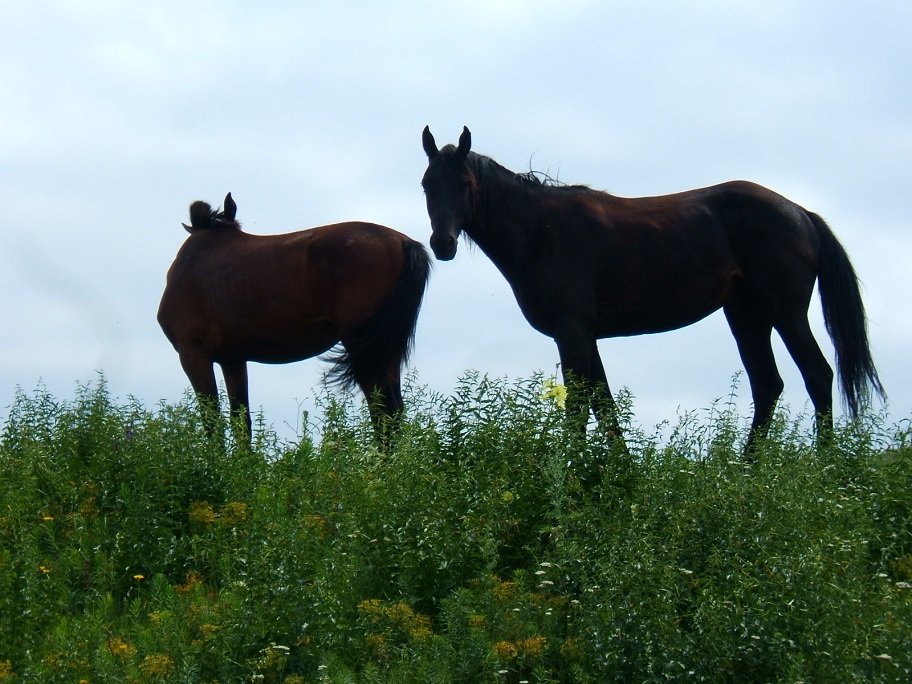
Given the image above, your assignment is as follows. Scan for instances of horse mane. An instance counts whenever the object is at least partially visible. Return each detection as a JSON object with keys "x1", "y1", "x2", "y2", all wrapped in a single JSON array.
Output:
[
  {"x1": 184, "y1": 194, "x2": 241, "y2": 233},
  {"x1": 469, "y1": 151, "x2": 594, "y2": 197},
  {"x1": 462, "y1": 152, "x2": 598, "y2": 239}
]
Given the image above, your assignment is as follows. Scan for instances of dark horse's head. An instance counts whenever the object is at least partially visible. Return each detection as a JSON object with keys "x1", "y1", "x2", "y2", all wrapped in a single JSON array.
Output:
[
  {"x1": 182, "y1": 192, "x2": 240, "y2": 233},
  {"x1": 421, "y1": 126, "x2": 474, "y2": 261}
]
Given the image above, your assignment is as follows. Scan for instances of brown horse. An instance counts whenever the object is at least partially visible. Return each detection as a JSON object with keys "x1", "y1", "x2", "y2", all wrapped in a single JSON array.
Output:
[
  {"x1": 421, "y1": 126, "x2": 884, "y2": 452},
  {"x1": 158, "y1": 193, "x2": 431, "y2": 442}
]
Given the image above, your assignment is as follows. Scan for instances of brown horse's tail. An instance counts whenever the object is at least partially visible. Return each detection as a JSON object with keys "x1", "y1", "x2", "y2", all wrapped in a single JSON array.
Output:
[
  {"x1": 324, "y1": 238, "x2": 432, "y2": 393},
  {"x1": 810, "y1": 212, "x2": 885, "y2": 416}
]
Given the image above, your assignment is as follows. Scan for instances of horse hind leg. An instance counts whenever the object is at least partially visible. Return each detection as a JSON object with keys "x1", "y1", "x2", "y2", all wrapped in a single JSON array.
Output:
[
  {"x1": 724, "y1": 304, "x2": 784, "y2": 456},
  {"x1": 366, "y1": 375, "x2": 403, "y2": 424},
  {"x1": 335, "y1": 335, "x2": 405, "y2": 446},
  {"x1": 775, "y1": 314, "x2": 835, "y2": 442},
  {"x1": 358, "y1": 370, "x2": 404, "y2": 449}
]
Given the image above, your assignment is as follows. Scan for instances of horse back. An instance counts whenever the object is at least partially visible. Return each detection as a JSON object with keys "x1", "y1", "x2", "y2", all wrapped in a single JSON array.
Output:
[
  {"x1": 525, "y1": 182, "x2": 820, "y2": 336},
  {"x1": 158, "y1": 221, "x2": 415, "y2": 362}
]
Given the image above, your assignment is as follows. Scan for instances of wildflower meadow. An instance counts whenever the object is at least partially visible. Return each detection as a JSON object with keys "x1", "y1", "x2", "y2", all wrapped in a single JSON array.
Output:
[{"x1": 1, "y1": 373, "x2": 910, "y2": 682}]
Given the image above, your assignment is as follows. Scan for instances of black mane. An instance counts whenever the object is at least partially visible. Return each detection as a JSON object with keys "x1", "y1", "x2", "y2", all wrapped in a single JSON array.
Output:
[
  {"x1": 467, "y1": 151, "x2": 595, "y2": 197},
  {"x1": 185, "y1": 194, "x2": 240, "y2": 232},
  {"x1": 461, "y1": 152, "x2": 599, "y2": 233}
]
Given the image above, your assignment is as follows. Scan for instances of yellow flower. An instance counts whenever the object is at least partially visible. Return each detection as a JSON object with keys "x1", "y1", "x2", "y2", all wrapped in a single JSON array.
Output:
[
  {"x1": 358, "y1": 599, "x2": 433, "y2": 641},
  {"x1": 357, "y1": 598, "x2": 383, "y2": 615},
  {"x1": 133, "y1": 574, "x2": 145, "y2": 581},
  {"x1": 199, "y1": 623, "x2": 221, "y2": 639},
  {"x1": 560, "y1": 636, "x2": 583, "y2": 662},
  {"x1": 79, "y1": 497, "x2": 98, "y2": 517},
  {"x1": 107, "y1": 637, "x2": 135, "y2": 658},
  {"x1": 188, "y1": 501, "x2": 216, "y2": 527},
  {"x1": 518, "y1": 635, "x2": 547, "y2": 657},
  {"x1": 540, "y1": 378, "x2": 568, "y2": 409},
  {"x1": 219, "y1": 501, "x2": 248, "y2": 526},
  {"x1": 493, "y1": 640, "x2": 519, "y2": 660},
  {"x1": 493, "y1": 579, "x2": 517, "y2": 602},
  {"x1": 406, "y1": 613, "x2": 433, "y2": 641},
  {"x1": 255, "y1": 645, "x2": 290, "y2": 674},
  {"x1": 176, "y1": 571, "x2": 204, "y2": 594},
  {"x1": 384, "y1": 601, "x2": 415, "y2": 624},
  {"x1": 38, "y1": 564, "x2": 51, "y2": 575},
  {"x1": 139, "y1": 654, "x2": 175, "y2": 679},
  {"x1": 364, "y1": 633, "x2": 388, "y2": 658}
]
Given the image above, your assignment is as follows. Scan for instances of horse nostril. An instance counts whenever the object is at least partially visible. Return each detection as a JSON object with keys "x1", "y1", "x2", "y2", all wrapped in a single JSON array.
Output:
[{"x1": 430, "y1": 233, "x2": 457, "y2": 261}]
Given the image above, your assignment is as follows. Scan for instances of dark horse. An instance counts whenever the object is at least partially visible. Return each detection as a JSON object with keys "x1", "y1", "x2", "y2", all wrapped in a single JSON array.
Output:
[
  {"x1": 158, "y1": 193, "x2": 431, "y2": 442},
  {"x1": 422, "y1": 126, "x2": 884, "y2": 451}
]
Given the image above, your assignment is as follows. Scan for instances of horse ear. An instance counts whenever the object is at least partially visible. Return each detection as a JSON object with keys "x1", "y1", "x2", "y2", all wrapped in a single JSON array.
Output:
[
  {"x1": 224, "y1": 192, "x2": 237, "y2": 222},
  {"x1": 182, "y1": 222, "x2": 193, "y2": 233},
  {"x1": 422, "y1": 126, "x2": 438, "y2": 158},
  {"x1": 457, "y1": 126, "x2": 471, "y2": 157}
]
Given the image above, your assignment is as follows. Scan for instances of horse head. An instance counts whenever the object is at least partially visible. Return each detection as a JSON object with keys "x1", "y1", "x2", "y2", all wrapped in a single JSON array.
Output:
[
  {"x1": 182, "y1": 192, "x2": 239, "y2": 233},
  {"x1": 421, "y1": 126, "x2": 474, "y2": 260}
]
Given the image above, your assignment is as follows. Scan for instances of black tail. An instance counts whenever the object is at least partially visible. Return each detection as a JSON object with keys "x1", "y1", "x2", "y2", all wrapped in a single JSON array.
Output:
[
  {"x1": 324, "y1": 239, "x2": 432, "y2": 391},
  {"x1": 810, "y1": 212, "x2": 885, "y2": 416}
]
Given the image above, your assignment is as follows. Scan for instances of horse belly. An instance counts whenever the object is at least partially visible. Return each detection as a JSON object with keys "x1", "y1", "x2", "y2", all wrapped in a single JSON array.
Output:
[
  {"x1": 595, "y1": 264, "x2": 737, "y2": 337},
  {"x1": 596, "y1": 303, "x2": 721, "y2": 337},
  {"x1": 214, "y1": 306, "x2": 340, "y2": 364}
]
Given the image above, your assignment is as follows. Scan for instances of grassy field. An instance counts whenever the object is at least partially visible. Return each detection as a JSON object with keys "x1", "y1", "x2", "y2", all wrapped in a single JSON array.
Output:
[{"x1": 1, "y1": 374, "x2": 910, "y2": 682}]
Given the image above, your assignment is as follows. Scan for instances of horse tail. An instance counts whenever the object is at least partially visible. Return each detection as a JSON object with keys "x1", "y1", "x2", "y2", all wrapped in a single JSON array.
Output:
[
  {"x1": 810, "y1": 211, "x2": 885, "y2": 416},
  {"x1": 324, "y1": 238, "x2": 432, "y2": 392}
]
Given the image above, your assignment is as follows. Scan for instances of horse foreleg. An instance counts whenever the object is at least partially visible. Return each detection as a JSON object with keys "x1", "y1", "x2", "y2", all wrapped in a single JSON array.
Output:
[
  {"x1": 556, "y1": 334, "x2": 627, "y2": 491},
  {"x1": 221, "y1": 361, "x2": 252, "y2": 445},
  {"x1": 179, "y1": 350, "x2": 221, "y2": 438},
  {"x1": 555, "y1": 335, "x2": 594, "y2": 428},
  {"x1": 555, "y1": 333, "x2": 626, "y2": 445}
]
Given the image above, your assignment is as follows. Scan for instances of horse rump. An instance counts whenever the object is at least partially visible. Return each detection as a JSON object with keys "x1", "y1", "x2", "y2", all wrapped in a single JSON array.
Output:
[{"x1": 323, "y1": 238, "x2": 431, "y2": 392}]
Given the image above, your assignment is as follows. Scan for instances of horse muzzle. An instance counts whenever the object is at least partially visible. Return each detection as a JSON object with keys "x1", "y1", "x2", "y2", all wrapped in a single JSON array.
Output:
[{"x1": 430, "y1": 231, "x2": 459, "y2": 261}]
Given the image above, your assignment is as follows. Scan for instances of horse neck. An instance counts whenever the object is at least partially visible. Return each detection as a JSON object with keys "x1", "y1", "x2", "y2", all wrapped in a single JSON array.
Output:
[{"x1": 466, "y1": 161, "x2": 539, "y2": 276}]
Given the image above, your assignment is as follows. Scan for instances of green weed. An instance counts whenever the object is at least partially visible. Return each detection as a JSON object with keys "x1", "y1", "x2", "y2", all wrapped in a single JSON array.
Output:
[{"x1": 0, "y1": 375, "x2": 909, "y2": 682}]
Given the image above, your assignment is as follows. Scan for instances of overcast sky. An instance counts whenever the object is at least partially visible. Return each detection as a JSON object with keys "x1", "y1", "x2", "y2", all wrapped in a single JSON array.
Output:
[{"x1": 2, "y1": 1, "x2": 909, "y2": 442}]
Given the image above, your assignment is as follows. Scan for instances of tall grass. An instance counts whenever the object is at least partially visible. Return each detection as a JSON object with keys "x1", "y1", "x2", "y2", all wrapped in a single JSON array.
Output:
[{"x1": 0, "y1": 374, "x2": 910, "y2": 682}]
